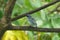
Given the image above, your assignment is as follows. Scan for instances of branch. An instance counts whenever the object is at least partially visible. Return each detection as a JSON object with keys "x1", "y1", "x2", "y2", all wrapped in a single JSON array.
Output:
[
  {"x1": 0, "y1": 25, "x2": 60, "y2": 39},
  {"x1": 3, "y1": 0, "x2": 16, "y2": 23},
  {"x1": 7, "y1": 26, "x2": 60, "y2": 32},
  {"x1": 0, "y1": 0, "x2": 16, "y2": 39},
  {"x1": 0, "y1": 26, "x2": 8, "y2": 40},
  {"x1": 11, "y1": 0, "x2": 60, "y2": 21}
]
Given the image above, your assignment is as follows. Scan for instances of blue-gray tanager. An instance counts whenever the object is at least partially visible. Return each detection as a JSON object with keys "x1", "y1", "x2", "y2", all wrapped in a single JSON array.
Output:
[{"x1": 26, "y1": 14, "x2": 37, "y2": 27}]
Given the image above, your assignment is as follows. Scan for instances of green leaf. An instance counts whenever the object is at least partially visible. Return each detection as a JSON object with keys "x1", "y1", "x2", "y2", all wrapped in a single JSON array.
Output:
[
  {"x1": 51, "y1": 14, "x2": 60, "y2": 28},
  {"x1": 40, "y1": 34, "x2": 51, "y2": 40},
  {"x1": 45, "y1": 0, "x2": 52, "y2": 2},
  {"x1": 0, "y1": 10, "x2": 3, "y2": 19},
  {"x1": 52, "y1": 34, "x2": 60, "y2": 40}
]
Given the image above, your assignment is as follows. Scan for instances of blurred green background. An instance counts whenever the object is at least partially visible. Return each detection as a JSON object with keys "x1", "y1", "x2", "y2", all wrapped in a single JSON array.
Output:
[{"x1": 0, "y1": 0, "x2": 60, "y2": 40}]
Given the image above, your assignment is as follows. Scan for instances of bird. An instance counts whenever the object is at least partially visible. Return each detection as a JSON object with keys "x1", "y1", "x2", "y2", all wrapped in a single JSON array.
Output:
[{"x1": 26, "y1": 14, "x2": 37, "y2": 27}]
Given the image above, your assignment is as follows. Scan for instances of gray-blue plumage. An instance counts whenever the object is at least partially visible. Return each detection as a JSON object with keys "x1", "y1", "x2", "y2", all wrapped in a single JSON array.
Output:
[{"x1": 26, "y1": 14, "x2": 37, "y2": 27}]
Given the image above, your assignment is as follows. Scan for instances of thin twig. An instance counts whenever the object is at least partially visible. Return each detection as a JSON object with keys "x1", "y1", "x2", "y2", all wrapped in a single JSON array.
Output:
[{"x1": 11, "y1": 0, "x2": 60, "y2": 21}]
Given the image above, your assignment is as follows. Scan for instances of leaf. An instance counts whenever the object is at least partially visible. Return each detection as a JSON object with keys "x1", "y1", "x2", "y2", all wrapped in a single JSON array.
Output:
[
  {"x1": 51, "y1": 14, "x2": 60, "y2": 28},
  {"x1": 0, "y1": 10, "x2": 3, "y2": 19},
  {"x1": 45, "y1": 0, "x2": 52, "y2": 2},
  {"x1": 39, "y1": 34, "x2": 51, "y2": 40},
  {"x1": 52, "y1": 33, "x2": 60, "y2": 40}
]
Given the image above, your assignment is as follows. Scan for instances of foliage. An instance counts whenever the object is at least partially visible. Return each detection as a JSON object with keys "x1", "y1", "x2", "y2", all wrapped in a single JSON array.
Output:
[{"x1": 0, "y1": 0, "x2": 60, "y2": 40}]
